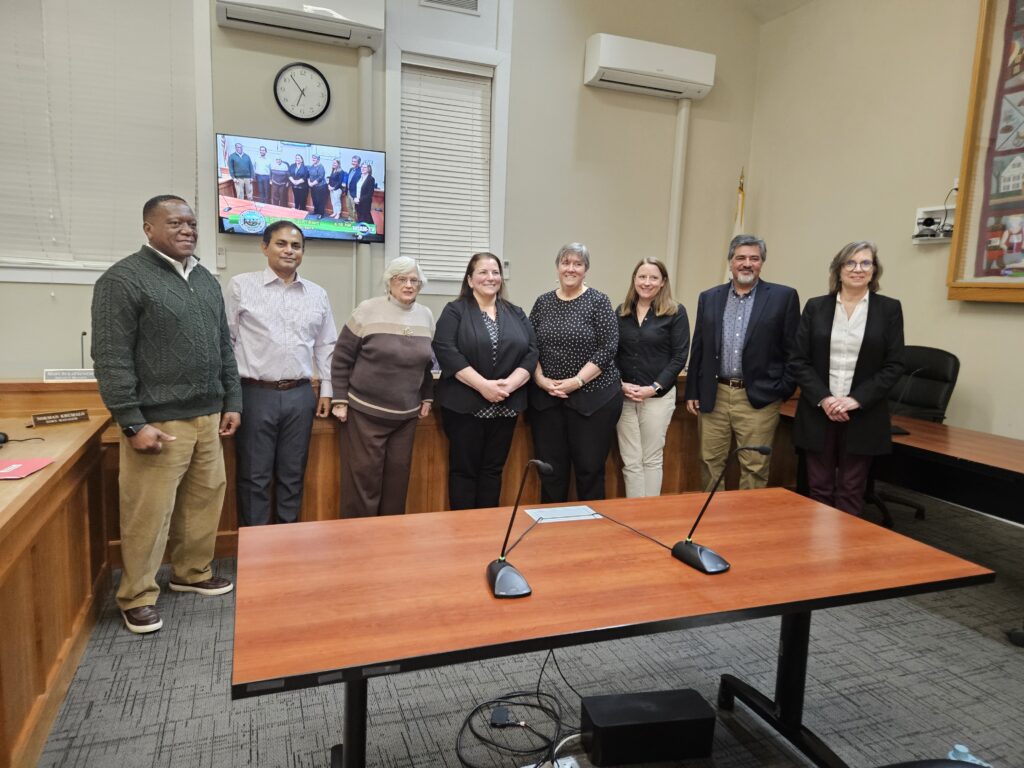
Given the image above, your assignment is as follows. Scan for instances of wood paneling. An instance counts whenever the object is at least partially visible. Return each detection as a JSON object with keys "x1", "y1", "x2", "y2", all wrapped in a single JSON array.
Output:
[
  {"x1": 0, "y1": 380, "x2": 798, "y2": 569},
  {"x1": 0, "y1": 415, "x2": 108, "y2": 768}
]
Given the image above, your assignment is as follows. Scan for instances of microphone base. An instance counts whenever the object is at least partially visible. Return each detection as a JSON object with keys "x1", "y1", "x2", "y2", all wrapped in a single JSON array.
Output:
[
  {"x1": 672, "y1": 540, "x2": 730, "y2": 574},
  {"x1": 487, "y1": 559, "x2": 532, "y2": 598}
]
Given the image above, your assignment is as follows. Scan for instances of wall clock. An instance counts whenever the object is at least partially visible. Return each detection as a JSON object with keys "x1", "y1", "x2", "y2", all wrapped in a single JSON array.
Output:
[{"x1": 273, "y1": 62, "x2": 330, "y2": 121}]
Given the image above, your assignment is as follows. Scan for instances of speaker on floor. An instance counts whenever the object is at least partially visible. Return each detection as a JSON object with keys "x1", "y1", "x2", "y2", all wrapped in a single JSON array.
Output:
[{"x1": 580, "y1": 688, "x2": 715, "y2": 766}]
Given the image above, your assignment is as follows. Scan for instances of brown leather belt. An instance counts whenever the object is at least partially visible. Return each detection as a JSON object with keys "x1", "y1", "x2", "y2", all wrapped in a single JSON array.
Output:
[
  {"x1": 241, "y1": 378, "x2": 310, "y2": 391},
  {"x1": 717, "y1": 376, "x2": 745, "y2": 389}
]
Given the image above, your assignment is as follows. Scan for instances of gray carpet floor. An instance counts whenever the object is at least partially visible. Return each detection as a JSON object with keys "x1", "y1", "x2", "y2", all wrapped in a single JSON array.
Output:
[{"x1": 40, "y1": 485, "x2": 1024, "y2": 768}]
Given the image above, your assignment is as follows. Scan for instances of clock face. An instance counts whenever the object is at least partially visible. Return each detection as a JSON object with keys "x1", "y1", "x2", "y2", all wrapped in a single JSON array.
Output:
[{"x1": 274, "y1": 62, "x2": 331, "y2": 121}]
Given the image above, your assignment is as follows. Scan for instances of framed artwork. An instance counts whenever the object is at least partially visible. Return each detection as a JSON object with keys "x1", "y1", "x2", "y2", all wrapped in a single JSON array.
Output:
[{"x1": 948, "y1": 0, "x2": 1024, "y2": 302}]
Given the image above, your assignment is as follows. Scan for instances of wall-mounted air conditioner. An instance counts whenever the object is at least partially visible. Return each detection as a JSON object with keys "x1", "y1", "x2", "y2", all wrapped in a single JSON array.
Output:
[
  {"x1": 583, "y1": 33, "x2": 715, "y2": 100},
  {"x1": 216, "y1": 0, "x2": 384, "y2": 51}
]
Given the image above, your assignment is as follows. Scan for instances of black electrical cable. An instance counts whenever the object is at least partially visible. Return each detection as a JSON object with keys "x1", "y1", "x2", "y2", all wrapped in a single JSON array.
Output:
[
  {"x1": 455, "y1": 689, "x2": 571, "y2": 768},
  {"x1": 940, "y1": 185, "x2": 956, "y2": 233},
  {"x1": 0, "y1": 436, "x2": 45, "y2": 449},
  {"x1": 504, "y1": 517, "x2": 542, "y2": 556},
  {"x1": 597, "y1": 510, "x2": 671, "y2": 550}
]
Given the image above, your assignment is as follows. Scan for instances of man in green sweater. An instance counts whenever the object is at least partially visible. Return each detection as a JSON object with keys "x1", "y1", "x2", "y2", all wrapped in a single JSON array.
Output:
[{"x1": 91, "y1": 195, "x2": 243, "y2": 634}]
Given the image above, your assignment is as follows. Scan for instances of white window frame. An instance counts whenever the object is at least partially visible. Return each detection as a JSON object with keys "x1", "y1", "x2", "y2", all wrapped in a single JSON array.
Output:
[{"x1": 384, "y1": 1, "x2": 513, "y2": 295}]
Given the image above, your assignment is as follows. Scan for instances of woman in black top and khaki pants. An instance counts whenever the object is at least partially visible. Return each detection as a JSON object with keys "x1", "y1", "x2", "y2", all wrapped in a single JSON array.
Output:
[{"x1": 433, "y1": 253, "x2": 538, "y2": 510}]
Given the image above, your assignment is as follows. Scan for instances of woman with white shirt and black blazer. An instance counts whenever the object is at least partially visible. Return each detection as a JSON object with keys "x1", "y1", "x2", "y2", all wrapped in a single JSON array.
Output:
[
  {"x1": 790, "y1": 241, "x2": 905, "y2": 516},
  {"x1": 433, "y1": 253, "x2": 538, "y2": 510}
]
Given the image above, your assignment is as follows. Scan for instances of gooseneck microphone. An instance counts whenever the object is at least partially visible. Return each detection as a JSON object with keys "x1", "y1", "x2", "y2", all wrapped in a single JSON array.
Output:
[
  {"x1": 890, "y1": 366, "x2": 927, "y2": 436},
  {"x1": 672, "y1": 445, "x2": 771, "y2": 574},
  {"x1": 487, "y1": 459, "x2": 553, "y2": 598},
  {"x1": 80, "y1": 331, "x2": 87, "y2": 369}
]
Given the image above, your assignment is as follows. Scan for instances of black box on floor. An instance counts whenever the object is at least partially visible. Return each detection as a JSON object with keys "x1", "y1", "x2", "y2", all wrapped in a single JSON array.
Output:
[{"x1": 580, "y1": 688, "x2": 715, "y2": 766}]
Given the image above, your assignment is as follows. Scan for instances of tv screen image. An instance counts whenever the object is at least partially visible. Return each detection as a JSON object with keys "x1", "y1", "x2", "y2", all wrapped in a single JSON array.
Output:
[{"x1": 217, "y1": 133, "x2": 385, "y2": 243}]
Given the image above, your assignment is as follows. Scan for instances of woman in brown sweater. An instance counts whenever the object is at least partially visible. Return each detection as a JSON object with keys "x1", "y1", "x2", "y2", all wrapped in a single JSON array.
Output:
[{"x1": 331, "y1": 257, "x2": 434, "y2": 517}]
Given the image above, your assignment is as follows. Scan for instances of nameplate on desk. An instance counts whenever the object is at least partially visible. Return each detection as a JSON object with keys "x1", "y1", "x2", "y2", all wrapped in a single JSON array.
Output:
[
  {"x1": 31, "y1": 410, "x2": 89, "y2": 427},
  {"x1": 43, "y1": 368, "x2": 96, "y2": 382},
  {"x1": 526, "y1": 505, "x2": 600, "y2": 523}
]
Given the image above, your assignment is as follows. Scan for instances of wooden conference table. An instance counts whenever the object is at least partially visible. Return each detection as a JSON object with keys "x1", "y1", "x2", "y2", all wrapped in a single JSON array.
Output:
[
  {"x1": 779, "y1": 399, "x2": 1024, "y2": 525},
  {"x1": 232, "y1": 488, "x2": 993, "y2": 768}
]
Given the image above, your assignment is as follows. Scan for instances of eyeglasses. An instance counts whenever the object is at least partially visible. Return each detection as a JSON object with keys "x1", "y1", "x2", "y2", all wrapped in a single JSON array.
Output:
[
  {"x1": 842, "y1": 259, "x2": 875, "y2": 271},
  {"x1": 392, "y1": 276, "x2": 422, "y2": 286}
]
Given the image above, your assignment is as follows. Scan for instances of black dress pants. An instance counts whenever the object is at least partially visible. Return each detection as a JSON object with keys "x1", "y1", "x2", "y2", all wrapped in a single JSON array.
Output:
[
  {"x1": 529, "y1": 391, "x2": 623, "y2": 503},
  {"x1": 441, "y1": 409, "x2": 517, "y2": 510},
  {"x1": 236, "y1": 383, "x2": 316, "y2": 525}
]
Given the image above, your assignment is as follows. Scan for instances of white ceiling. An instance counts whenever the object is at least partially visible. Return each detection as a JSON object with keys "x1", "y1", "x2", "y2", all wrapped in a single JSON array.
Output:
[{"x1": 739, "y1": 0, "x2": 815, "y2": 23}]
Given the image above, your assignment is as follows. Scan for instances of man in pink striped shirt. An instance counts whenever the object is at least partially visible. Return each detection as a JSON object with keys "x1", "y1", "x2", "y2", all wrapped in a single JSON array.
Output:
[{"x1": 225, "y1": 221, "x2": 338, "y2": 525}]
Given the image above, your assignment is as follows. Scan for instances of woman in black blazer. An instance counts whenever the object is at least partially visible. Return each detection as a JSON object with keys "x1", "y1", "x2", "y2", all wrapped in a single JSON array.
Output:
[
  {"x1": 354, "y1": 163, "x2": 376, "y2": 225},
  {"x1": 790, "y1": 241, "x2": 905, "y2": 516},
  {"x1": 432, "y1": 252, "x2": 539, "y2": 510}
]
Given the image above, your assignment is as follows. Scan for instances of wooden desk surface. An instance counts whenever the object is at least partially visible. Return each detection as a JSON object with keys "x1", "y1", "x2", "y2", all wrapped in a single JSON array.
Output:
[
  {"x1": 0, "y1": 415, "x2": 109, "y2": 535},
  {"x1": 232, "y1": 488, "x2": 992, "y2": 695},
  {"x1": 779, "y1": 399, "x2": 1024, "y2": 476}
]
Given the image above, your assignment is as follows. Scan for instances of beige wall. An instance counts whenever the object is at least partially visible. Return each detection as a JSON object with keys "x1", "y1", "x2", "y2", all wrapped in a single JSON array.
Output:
[
  {"x1": 746, "y1": 0, "x2": 1021, "y2": 438},
  {"x1": 503, "y1": 0, "x2": 760, "y2": 316},
  {"x1": 5, "y1": 0, "x2": 1018, "y2": 443},
  {"x1": 210, "y1": 13, "x2": 381, "y2": 326}
]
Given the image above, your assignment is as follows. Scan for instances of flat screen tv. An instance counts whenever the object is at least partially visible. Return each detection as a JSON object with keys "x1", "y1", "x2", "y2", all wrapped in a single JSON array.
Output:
[{"x1": 216, "y1": 133, "x2": 385, "y2": 243}]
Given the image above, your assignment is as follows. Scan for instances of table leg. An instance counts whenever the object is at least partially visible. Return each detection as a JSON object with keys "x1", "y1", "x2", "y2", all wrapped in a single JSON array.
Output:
[
  {"x1": 330, "y1": 678, "x2": 368, "y2": 768},
  {"x1": 718, "y1": 612, "x2": 849, "y2": 768}
]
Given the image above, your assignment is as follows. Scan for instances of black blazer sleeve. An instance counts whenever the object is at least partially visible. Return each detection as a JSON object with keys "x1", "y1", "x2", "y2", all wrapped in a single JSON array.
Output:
[
  {"x1": 683, "y1": 292, "x2": 706, "y2": 402},
  {"x1": 849, "y1": 297, "x2": 905, "y2": 411},
  {"x1": 433, "y1": 300, "x2": 473, "y2": 377},
  {"x1": 790, "y1": 297, "x2": 832, "y2": 408}
]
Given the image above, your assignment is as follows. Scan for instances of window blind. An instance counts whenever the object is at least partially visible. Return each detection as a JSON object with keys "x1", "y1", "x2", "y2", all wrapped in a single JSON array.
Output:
[
  {"x1": 0, "y1": 0, "x2": 197, "y2": 278},
  {"x1": 400, "y1": 64, "x2": 491, "y2": 281}
]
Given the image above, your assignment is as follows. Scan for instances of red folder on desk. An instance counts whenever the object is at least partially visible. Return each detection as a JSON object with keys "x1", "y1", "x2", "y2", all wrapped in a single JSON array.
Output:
[{"x1": 0, "y1": 458, "x2": 54, "y2": 479}]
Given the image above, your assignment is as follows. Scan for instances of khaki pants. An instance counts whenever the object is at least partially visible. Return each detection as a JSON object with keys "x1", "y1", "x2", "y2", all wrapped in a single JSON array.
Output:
[
  {"x1": 116, "y1": 414, "x2": 226, "y2": 610},
  {"x1": 616, "y1": 386, "x2": 677, "y2": 497},
  {"x1": 232, "y1": 178, "x2": 253, "y2": 200},
  {"x1": 698, "y1": 383, "x2": 780, "y2": 491}
]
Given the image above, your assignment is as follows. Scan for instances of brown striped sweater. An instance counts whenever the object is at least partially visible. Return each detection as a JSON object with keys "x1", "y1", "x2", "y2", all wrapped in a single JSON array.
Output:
[{"x1": 331, "y1": 295, "x2": 434, "y2": 420}]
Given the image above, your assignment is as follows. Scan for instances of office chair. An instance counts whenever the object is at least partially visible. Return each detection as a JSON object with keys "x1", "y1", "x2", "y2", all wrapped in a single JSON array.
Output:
[{"x1": 867, "y1": 346, "x2": 960, "y2": 526}]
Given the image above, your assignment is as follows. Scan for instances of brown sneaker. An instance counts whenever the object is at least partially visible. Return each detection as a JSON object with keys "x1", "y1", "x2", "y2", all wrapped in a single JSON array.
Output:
[
  {"x1": 122, "y1": 605, "x2": 162, "y2": 634},
  {"x1": 168, "y1": 576, "x2": 234, "y2": 596}
]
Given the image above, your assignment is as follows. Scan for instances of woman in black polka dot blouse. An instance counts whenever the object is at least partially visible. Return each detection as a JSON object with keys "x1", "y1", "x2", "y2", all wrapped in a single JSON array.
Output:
[
  {"x1": 528, "y1": 243, "x2": 623, "y2": 502},
  {"x1": 433, "y1": 253, "x2": 539, "y2": 510}
]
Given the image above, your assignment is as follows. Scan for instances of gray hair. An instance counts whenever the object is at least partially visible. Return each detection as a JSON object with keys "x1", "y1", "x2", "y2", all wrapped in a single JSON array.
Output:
[
  {"x1": 828, "y1": 240, "x2": 881, "y2": 294},
  {"x1": 382, "y1": 257, "x2": 427, "y2": 289},
  {"x1": 728, "y1": 234, "x2": 767, "y2": 262},
  {"x1": 555, "y1": 242, "x2": 590, "y2": 270}
]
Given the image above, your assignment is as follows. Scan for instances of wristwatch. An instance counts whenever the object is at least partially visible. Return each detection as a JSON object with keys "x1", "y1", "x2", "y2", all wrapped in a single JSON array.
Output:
[
  {"x1": 122, "y1": 424, "x2": 147, "y2": 437},
  {"x1": 652, "y1": 382, "x2": 664, "y2": 394}
]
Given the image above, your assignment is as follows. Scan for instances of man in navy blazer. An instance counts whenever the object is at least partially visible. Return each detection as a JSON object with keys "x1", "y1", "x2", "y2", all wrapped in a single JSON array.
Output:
[{"x1": 684, "y1": 235, "x2": 800, "y2": 490}]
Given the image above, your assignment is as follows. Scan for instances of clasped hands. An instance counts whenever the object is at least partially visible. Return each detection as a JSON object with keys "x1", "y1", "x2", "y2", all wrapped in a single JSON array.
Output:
[
  {"x1": 621, "y1": 382, "x2": 656, "y2": 402},
  {"x1": 477, "y1": 378, "x2": 519, "y2": 403},
  {"x1": 535, "y1": 373, "x2": 582, "y2": 399},
  {"x1": 820, "y1": 395, "x2": 860, "y2": 422}
]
